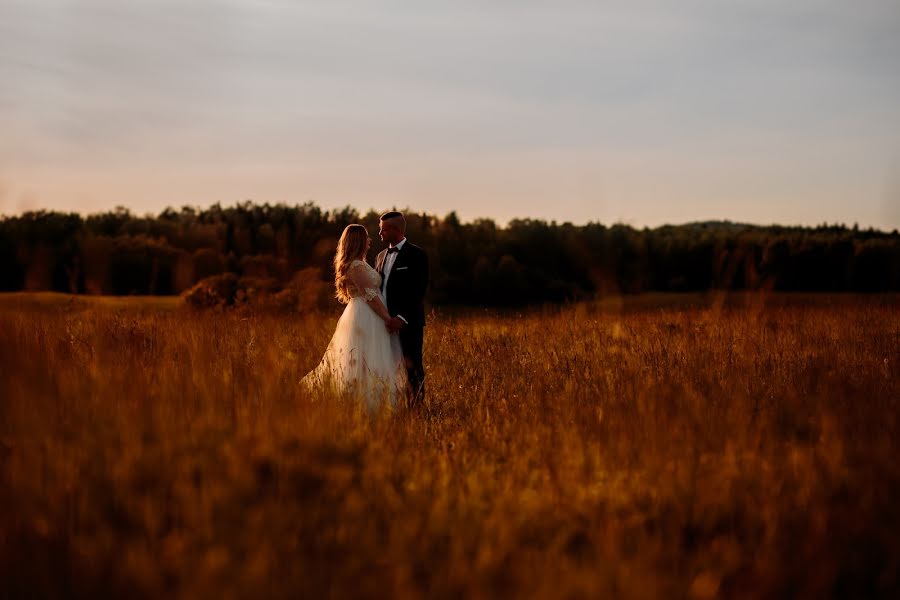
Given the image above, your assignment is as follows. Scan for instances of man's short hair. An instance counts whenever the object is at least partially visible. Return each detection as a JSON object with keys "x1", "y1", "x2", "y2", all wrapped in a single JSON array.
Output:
[{"x1": 379, "y1": 211, "x2": 406, "y2": 230}]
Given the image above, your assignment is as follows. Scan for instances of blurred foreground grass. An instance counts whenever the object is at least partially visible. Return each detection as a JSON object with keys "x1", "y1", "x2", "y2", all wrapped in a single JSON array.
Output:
[{"x1": 0, "y1": 293, "x2": 898, "y2": 598}]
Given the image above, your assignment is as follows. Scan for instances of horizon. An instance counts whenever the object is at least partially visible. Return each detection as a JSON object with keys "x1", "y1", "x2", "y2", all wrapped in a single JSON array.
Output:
[
  {"x1": 3, "y1": 1, "x2": 899, "y2": 230},
  {"x1": 3, "y1": 199, "x2": 898, "y2": 234}
]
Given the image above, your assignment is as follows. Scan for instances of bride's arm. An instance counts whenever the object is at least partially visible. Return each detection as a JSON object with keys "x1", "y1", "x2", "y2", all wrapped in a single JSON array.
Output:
[
  {"x1": 349, "y1": 263, "x2": 391, "y2": 323},
  {"x1": 366, "y1": 296, "x2": 392, "y2": 323}
]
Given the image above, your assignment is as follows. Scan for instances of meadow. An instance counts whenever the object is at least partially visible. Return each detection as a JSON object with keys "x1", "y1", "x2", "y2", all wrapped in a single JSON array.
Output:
[{"x1": 0, "y1": 292, "x2": 898, "y2": 599}]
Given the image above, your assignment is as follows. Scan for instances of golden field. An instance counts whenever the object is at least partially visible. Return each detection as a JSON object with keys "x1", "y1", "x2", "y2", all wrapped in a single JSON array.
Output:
[{"x1": 0, "y1": 292, "x2": 898, "y2": 599}]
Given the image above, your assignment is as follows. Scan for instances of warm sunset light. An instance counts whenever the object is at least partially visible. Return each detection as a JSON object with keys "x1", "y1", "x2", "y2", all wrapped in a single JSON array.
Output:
[{"x1": 2, "y1": 3, "x2": 899, "y2": 599}]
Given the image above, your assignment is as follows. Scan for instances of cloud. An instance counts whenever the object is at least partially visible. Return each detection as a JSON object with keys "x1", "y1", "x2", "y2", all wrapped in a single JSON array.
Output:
[{"x1": 1, "y1": 0, "x2": 899, "y2": 226}]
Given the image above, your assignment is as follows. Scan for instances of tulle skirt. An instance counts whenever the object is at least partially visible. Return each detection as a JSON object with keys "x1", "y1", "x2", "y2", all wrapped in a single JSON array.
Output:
[{"x1": 301, "y1": 296, "x2": 406, "y2": 411}]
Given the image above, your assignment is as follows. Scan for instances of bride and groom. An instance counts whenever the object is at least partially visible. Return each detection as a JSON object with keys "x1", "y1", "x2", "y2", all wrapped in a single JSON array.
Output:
[{"x1": 302, "y1": 211, "x2": 428, "y2": 411}]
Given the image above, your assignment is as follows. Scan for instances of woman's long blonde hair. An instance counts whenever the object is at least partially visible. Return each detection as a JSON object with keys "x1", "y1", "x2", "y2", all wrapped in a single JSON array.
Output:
[{"x1": 334, "y1": 224, "x2": 370, "y2": 304}]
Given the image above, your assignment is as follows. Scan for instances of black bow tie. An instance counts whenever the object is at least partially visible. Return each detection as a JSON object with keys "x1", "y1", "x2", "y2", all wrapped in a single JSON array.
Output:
[{"x1": 387, "y1": 247, "x2": 399, "y2": 254}]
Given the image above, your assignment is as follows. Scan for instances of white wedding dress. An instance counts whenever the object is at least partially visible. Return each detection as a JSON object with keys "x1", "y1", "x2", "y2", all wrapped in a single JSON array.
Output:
[{"x1": 301, "y1": 259, "x2": 406, "y2": 411}]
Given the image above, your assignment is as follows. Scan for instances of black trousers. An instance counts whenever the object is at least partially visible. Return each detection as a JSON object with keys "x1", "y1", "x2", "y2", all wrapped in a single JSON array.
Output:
[{"x1": 399, "y1": 324, "x2": 425, "y2": 406}]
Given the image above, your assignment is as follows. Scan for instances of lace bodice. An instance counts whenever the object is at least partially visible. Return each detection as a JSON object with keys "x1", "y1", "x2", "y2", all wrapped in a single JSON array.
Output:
[{"x1": 345, "y1": 259, "x2": 382, "y2": 301}]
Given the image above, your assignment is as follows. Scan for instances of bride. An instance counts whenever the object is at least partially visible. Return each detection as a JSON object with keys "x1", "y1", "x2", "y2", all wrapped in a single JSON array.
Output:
[{"x1": 301, "y1": 224, "x2": 406, "y2": 410}]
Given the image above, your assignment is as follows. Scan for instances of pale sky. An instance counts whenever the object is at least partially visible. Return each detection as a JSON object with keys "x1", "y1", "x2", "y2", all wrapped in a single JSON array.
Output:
[{"x1": 2, "y1": 0, "x2": 899, "y2": 228}]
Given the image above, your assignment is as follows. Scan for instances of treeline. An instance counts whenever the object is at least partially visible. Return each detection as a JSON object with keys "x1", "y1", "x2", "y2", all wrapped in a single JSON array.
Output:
[{"x1": 1, "y1": 202, "x2": 898, "y2": 306}]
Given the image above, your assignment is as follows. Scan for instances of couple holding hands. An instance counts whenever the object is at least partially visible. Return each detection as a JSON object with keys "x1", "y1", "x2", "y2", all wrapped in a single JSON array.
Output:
[{"x1": 302, "y1": 211, "x2": 428, "y2": 411}]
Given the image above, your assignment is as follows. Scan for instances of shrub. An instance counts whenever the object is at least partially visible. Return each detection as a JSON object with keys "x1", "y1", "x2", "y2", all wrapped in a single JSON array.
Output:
[{"x1": 182, "y1": 273, "x2": 239, "y2": 308}]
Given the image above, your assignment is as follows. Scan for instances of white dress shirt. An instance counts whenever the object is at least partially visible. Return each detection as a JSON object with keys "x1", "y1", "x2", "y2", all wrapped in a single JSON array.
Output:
[{"x1": 382, "y1": 238, "x2": 407, "y2": 323}]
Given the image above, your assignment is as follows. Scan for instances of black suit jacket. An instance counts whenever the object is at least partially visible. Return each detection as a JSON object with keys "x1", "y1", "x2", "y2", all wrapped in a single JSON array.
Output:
[{"x1": 376, "y1": 241, "x2": 429, "y2": 328}]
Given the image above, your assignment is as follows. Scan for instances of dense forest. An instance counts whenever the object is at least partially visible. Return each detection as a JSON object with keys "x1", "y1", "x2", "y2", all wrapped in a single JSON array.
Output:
[{"x1": 1, "y1": 202, "x2": 898, "y2": 308}]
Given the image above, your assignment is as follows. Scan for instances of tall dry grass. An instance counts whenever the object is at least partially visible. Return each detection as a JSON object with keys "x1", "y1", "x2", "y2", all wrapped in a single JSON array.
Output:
[{"x1": 0, "y1": 294, "x2": 898, "y2": 599}]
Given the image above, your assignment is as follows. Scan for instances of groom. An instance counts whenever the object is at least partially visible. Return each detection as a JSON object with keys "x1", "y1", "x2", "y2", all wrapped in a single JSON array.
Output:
[{"x1": 376, "y1": 211, "x2": 429, "y2": 407}]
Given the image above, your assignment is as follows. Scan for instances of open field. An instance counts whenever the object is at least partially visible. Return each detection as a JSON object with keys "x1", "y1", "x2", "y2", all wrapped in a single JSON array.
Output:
[{"x1": 1, "y1": 293, "x2": 898, "y2": 598}]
